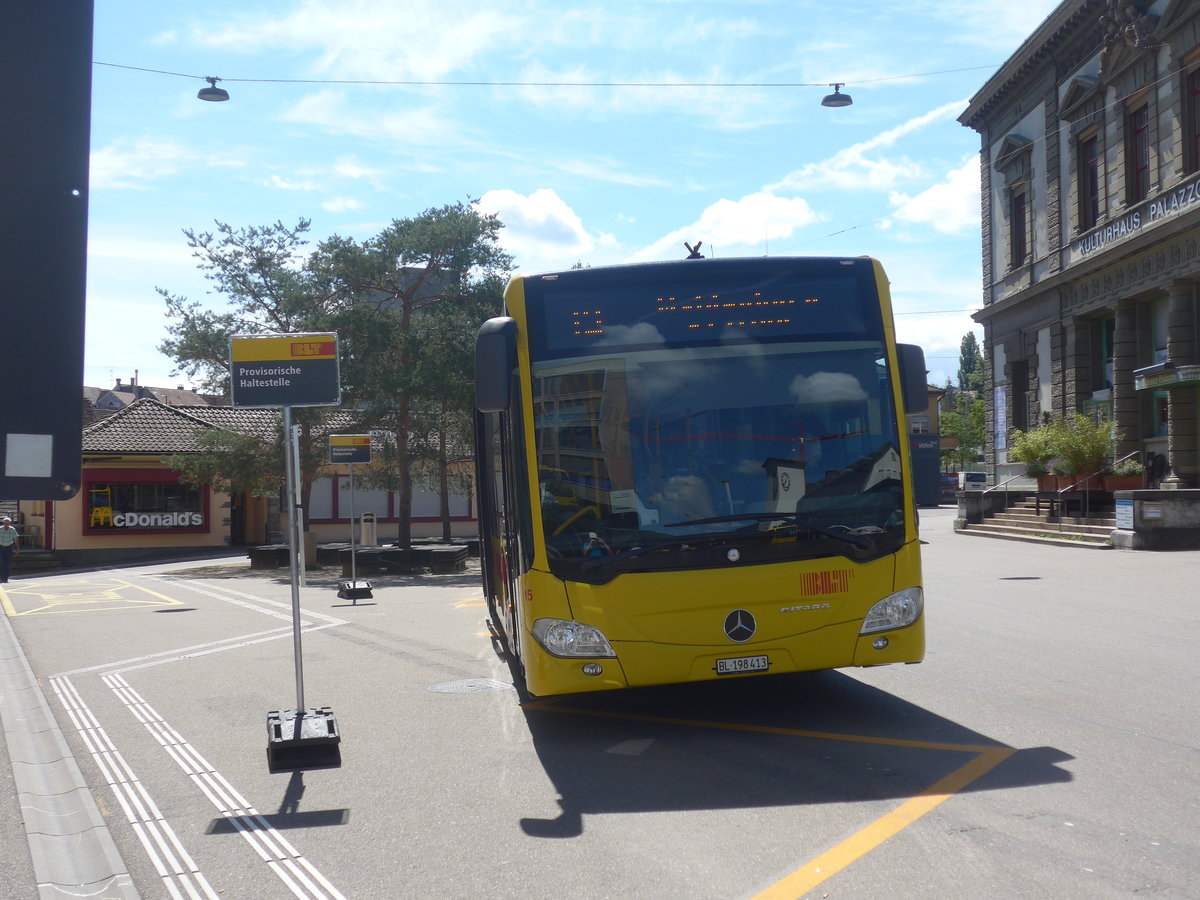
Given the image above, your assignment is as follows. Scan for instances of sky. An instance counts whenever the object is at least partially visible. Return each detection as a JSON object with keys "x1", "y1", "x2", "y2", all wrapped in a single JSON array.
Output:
[{"x1": 86, "y1": 0, "x2": 1065, "y2": 393}]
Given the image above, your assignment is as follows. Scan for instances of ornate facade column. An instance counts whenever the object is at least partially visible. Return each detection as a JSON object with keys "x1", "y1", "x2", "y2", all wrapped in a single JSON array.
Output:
[
  {"x1": 1112, "y1": 300, "x2": 1139, "y2": 461},
  {"x1": 1164, "y1": 280, "x2": 1197, "y2": 487}
]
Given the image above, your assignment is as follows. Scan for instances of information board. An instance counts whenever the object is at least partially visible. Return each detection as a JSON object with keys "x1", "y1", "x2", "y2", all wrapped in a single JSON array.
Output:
[
  {"x1": 230, "y1": 333, "x2": 341, "y2": 408},
  {"x1": 329, "y1": 434, "x2": 371, "y2": 465}
]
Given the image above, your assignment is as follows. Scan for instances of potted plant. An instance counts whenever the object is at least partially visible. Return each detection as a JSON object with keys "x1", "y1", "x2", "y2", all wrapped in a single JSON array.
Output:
[
  {"x1": 1103, "y1": 457, "x2": 1146, "y2": 492},
  {"x1": 1008, "y1": 424, "x2": 1057, "y2": 490},
  {"x1": 1056, "y1": 414, "x2": 1116, "y2": 491}
]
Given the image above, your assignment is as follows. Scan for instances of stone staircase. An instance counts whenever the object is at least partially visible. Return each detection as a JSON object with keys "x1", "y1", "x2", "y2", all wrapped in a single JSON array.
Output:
[{"x1": 957, "y1": 495, "x2": 1116, "y2": 548}]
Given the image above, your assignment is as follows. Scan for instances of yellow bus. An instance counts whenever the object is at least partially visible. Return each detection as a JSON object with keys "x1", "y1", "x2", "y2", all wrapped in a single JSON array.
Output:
[{"x1": 474, "y1": 256, "x2": 927, "y2": 697}]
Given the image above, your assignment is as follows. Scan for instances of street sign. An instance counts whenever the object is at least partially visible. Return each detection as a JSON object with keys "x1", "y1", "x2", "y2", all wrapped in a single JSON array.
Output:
[
  {"x1": 329, "y1": 434, "x2": 372, "y2": 465},
  {"x1": 229, "y1": 333, "x2": 341, "y2": 408}
]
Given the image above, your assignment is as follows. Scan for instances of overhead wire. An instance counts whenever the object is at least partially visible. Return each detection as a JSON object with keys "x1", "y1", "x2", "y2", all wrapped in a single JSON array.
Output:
[{"x1": 92, "y1": 60, "x2": 1004, "y2": 89}]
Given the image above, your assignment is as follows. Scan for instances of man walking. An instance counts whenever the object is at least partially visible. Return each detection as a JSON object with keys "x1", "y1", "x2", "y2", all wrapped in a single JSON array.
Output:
[{"x1": 0, "y1": 516, "x2": 20, "y2": 583}]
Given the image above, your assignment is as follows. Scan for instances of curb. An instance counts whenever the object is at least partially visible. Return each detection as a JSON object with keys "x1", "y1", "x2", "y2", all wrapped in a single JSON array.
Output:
[{"x1": 0, "y1": 609, "x2": 140, "y2": 899}]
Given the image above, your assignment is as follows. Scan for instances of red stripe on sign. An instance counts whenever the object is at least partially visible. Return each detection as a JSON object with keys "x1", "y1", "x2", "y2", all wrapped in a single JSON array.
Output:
[{"x1": 290, "y1": 341, "x2": 336, "y2": 357}]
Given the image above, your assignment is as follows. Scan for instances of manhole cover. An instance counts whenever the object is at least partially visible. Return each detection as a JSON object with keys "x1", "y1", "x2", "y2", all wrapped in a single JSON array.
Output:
[{"x1": 426, "y1": 678, "x2": 515, "y2": 694}]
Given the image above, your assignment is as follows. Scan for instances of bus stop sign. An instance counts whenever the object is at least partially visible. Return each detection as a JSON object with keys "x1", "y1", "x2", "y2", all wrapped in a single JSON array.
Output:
[
  {"x1": 329, "y1": 434, "x2": 371, "y2": 465},
  {"x1": 230, "y1": 333, "x2": 341, "y2": 408}
]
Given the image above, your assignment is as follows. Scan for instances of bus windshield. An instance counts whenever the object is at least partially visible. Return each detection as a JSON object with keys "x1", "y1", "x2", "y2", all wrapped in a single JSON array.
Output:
[{"x1": 532, "y1": 337, "x2": 906, "y2": 583}]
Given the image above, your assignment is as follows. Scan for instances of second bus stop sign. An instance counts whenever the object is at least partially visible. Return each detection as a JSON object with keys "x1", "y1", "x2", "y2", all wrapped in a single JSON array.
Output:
[
  {"x1": 230, "y1": 333, "x2": 341, "y2": 408},
  {"x1": 329, "y1": 434, "x2": 371, "y2": 465}
]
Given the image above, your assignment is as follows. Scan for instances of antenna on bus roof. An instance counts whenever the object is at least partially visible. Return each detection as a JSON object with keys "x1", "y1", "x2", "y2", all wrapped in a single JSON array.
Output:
[{"x1": 684, "y1": 241, "x2": 704, "y2": 259}]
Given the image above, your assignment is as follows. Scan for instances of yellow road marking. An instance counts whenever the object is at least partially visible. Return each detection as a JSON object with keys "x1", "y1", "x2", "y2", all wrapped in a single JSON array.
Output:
[
  {"x1": 750, "y1": 747, "x2": 1014, "y2": 899},
  {"x1": 526, "y1": 702, "x2": 1003, "y2": 754},
  {"x1": 528, "y1": 701, "x2": 1017, "y2": 898},
  {"x1": 2, "y1": 577, "x2": 185, "y2": 616}
]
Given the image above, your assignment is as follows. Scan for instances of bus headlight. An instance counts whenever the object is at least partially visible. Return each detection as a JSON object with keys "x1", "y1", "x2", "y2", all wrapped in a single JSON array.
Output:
[
  {"x1": 532, "y1": 618, "x2": 617, "y2": 658},
  {"x1": 860, "y1": 587, "x2": 923, "y2": 634}
]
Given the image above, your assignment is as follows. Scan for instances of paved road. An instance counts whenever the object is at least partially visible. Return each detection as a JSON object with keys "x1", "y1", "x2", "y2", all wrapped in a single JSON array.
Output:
[{"x1": 1, "y1": 509, "x2": 1196, "y2": 898}]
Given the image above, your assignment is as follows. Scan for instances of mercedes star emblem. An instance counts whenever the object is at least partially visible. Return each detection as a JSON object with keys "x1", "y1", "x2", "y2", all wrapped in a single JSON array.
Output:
[{"x1": 723, "y1": 609, "x2": 756, "y2": 642}]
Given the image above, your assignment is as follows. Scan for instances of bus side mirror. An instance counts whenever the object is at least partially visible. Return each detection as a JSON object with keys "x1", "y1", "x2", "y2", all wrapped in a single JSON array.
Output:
[
  {"x1": 475, "y1": 317, "x2": 517, "y2": 413},
  {"x1": 896, "y1": 343, "x2": 928, "y2": 413}
]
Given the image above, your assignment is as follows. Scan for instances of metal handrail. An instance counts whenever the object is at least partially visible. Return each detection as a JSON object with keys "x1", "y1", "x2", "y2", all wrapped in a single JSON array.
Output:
[
  {"x1": 982, "y1": 471, "x2": 1027, "y2": 511},
  {"x1": 1053, "y1": 451, "x2": 1141, "y2": 523},
  {"x1": 1111, "y1": 449, "x2": 1142, "y2": 469}
]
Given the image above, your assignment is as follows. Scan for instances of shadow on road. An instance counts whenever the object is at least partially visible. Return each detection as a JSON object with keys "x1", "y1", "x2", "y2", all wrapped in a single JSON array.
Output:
[{"x1": 512, "y1": 671, "x2": 1072, "y2": 838}]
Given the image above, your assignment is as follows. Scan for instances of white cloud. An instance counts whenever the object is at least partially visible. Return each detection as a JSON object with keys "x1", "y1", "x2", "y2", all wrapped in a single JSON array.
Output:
[
  {"x1": 919, "y1": 0, "x2": 1065, "y2": 52},
  {"x1": 263, "y1": 174, "x2": 318, "y2": 192},
  {"x1": 332, "y1": 155, "x2": 385, "y2": 180},
  {"x1": 279, "y1": 90, "x2": 465, "y2": 150},
  {"x1": 479, "y1": 188, "x2": 599, "y2": 271},
  {"x1": 554, "y1": 158, "x2": 667, "y2": 188},
  {"x1": 631, "y1": 192, "x2": 822, "y2": 263},
  {"x1": 768, "y1": 100, "x2": 965, "y2": 194},
  {"x1": 790, "y1": 372, "x2": 868, "y2": 404},
  {"x1": 90, "y1": 138, "x2": 241, "y2": 190},
  {"x1": 181, "y1": 0, "x2": 521, "y2": 81},
  {"x1": 322, "y1": 197, "x2": 365, "y2": 213},
  {"x1": 599, "y1": 323, "x2": 665, "y2": 347},
  {"x1": 88, "y1": 237, "x2": 193, "y2": 263},
  {"x1": 888, "y1": 157, "x2": 980, "y2": 235}
]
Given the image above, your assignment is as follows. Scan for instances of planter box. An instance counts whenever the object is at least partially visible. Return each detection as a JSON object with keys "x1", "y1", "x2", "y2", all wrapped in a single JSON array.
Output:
[
  {"x1": 1102, "y1": 475, "x2": 1145, "y2": 492},
  {"x1": 1045, "y1": 474, "x2": 1104, "y2": 491}
]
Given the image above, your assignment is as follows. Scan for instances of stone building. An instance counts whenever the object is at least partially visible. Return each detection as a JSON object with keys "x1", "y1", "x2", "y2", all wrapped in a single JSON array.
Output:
[{"x1": 958, "y1": 0, "x2": 1200, "y2": 491}]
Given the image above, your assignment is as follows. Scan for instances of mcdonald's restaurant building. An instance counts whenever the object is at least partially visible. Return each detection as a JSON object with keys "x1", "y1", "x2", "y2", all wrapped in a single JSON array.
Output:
[
  {"x1": 959, "y1": 0, "x2": 1200, "y2": 546},
  {"x1": 18, "y1": 399, "x2": 475, "y2": 567}
]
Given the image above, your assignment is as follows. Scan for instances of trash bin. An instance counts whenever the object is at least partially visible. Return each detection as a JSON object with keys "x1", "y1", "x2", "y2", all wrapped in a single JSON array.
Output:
[{"x1": 360, "y1": 512, "x2": 377, "y2": 546}]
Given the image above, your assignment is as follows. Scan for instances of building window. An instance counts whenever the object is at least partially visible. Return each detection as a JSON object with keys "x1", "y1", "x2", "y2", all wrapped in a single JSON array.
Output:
[
  {"x1": 1187, "y1": 68, "x2": 1200, "y2": 175},
  {"x1": 1077, "y1": 134, "x2": 1100, "y2": 231},
  {"x1": 1093, "y1": 317, "x2": 1115, "y2": 391},
  {"x1": 1126, "y1": 103, "x2": 1150, "y2": 204},
  {"x1": 85, "y1": 480, "x2": 205, "y2": 532},
  {"x1": 1153, "y1": 390, "x2": 1169, "y2": 436},
  {"x1": 910, "y1": 415, "x2": 931, "y2": 435},
  {"x1": 1009, "y1": 184, "x2": 1029, "y2": 268},
  {"x1": 1010, "y1": 361, "x2": 1029, "y2": 430},
  {"x1": 1151, "y1": 298, "x2": 1169, "y2": 364}
]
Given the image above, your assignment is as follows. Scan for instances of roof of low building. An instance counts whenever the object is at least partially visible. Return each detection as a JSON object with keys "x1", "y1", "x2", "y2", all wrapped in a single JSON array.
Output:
[{"x1": 81, "y1": 398, "x2": 359, "y2": 455}]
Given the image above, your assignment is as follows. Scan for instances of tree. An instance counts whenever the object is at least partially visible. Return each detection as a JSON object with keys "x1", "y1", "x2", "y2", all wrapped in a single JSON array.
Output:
[
  {"x1": 157, "y1": 219, "x2": 341, "y2": 533},
  {"x1": 158, "y1": 203, "x2": 512, "y2": 548},
  {"x1": 958, "y1": 332, "x2": 985, "y2": 393},
  {"x1": 939, "y1": 334, "x2": 986, "y2": 470},
  {"x1": 939, "y1": 398, "x2": 985, "y2": 471},
  {"x1": 407, "y1": 281, "x2": 502, "y2": 540},
  {"x1": 312, "y1": 200, "x2": 512, "y2": 547},
  {"x1": 158, "y1": 219, "x2": 335, "y2": 395}
]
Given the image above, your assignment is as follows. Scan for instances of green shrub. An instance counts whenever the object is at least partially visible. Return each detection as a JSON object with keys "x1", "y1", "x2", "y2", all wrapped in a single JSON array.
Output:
[
  {"x1": 1010, "y1": 413, "x2": 1120, "y2": 476},
  {"x1": 1110, "y1": 456, "x2": 1146, "y2": 477},
  {"x1": 1056, "y1": 414, "x2": 1115, "y2": 475},
  {"x1": 1008, "y1": 424, "x2": 1056, "y2": 476}
]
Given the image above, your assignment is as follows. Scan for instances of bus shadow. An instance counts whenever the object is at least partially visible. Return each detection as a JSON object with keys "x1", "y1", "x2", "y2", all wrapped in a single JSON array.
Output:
[{"x1": 515, "y1": 671, "x2": 1072, "y2": 838}]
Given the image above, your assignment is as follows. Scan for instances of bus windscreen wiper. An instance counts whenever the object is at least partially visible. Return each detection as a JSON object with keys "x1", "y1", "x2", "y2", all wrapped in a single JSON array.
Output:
[{"x1": 664, "y1": 513, "x2": 872, "y2": 549}]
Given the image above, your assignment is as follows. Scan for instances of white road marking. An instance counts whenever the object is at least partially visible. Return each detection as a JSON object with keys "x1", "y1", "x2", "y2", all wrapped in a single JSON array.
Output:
[
  {"x1": 103, "y1": 673, "x2": 347, "y2": 900},
  {"x1": 174, "y1": 580, "x2": 349, "y2": 626},
  {"x1": 48, "y1": 573, "x2": 351, "y2": 899},
  {"x1": 52, "y1": 676, "x2": 220, "y2": 900}
]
